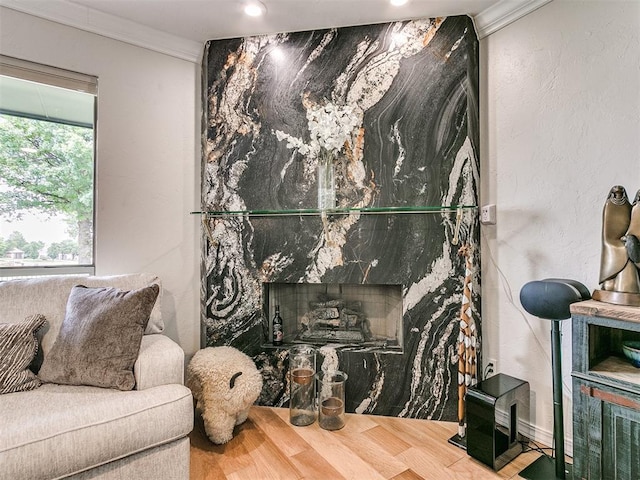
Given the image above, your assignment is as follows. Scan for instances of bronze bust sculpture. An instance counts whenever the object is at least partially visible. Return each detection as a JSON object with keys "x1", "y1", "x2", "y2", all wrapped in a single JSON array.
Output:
[{"x1": 593, "y1": 185, "x2": 640, "y2": 306}]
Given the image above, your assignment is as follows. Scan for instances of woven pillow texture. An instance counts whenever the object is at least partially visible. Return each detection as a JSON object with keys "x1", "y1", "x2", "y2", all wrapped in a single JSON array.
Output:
[{"x1": 0, "y1": 314, "x2": 47, "y2": 394}]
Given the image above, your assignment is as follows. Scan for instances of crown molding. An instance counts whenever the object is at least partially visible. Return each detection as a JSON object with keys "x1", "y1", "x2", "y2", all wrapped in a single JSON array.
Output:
[
  {"x1": 1, "y1": 0, "x2": 551, "y2": 61},
  {"x1": 0, "y1": 0, "x2": 203, "y2": 63},
  {"x1": 473, "y1": 0, "x2": 554, "y2": 39}
]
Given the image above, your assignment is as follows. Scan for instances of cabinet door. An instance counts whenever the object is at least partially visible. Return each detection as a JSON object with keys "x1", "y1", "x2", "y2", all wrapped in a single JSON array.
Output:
[
  {"x1": 574, "y1": 380, "x2": 604, "y2": 479},
  {"x1": 602, "y1": 401, "x2": 640, "y2": 480},
  {"x1": 575, "y1": 380, "x2": 640, "y2": 480}
]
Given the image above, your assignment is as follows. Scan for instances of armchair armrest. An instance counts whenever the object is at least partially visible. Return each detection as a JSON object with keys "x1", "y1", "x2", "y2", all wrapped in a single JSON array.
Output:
[{"x1": 134, "y1": 334, "x2": 185, "y2": 390}]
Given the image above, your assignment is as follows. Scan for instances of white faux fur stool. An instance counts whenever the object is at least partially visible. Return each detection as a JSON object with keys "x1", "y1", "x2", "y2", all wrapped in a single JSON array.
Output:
[{"x1": 186, "y1": 346, "x2": 263, "y2": 444}]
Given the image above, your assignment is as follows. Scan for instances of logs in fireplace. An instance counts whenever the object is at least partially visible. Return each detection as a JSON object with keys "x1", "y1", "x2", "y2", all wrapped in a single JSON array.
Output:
[
  {"x1": 298, "y1": 297, "x2": 372, "y2": 343},
  {"x1": 265, "y1": 282, "x2": 401, "y2": 350}
]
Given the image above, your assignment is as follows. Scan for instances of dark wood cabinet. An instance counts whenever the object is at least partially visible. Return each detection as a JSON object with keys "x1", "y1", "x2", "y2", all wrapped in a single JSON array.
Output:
[{"x1": 571, "y1": 300, "x2": 640, "y2": 480}]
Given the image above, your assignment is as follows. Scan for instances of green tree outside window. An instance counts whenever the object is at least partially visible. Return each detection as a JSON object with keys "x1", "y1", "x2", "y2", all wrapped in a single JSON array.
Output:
[{"x1": 0, "y1": 114, "x2": 94, "y2": 264}]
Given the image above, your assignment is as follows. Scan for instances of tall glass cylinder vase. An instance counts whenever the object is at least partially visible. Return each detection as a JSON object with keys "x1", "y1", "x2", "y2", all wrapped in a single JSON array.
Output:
[
  {"x1": 317, "y1": 157, "x2": 336, "y2": 210},
  {"x1": 289, "y1": 345, "x2": 317, "y2": 426},
  {"x1": 317, "y1": 370, "x2": 348, "y2": 430}
]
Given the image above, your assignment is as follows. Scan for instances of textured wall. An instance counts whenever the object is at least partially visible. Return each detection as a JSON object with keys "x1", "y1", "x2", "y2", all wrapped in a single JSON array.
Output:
[
  {"x1": 481, "y1": 0, "x2": 640, "y2": 447},
  {"x1": 202, "y1": 16, "x2": 480, "y2": 419}
]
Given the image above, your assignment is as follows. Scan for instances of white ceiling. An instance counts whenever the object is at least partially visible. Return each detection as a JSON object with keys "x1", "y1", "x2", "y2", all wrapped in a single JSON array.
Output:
[
  {"x1": 0, "y1": 0, "x2": 552, "y2": 62},
  {"x1": 64, "y1": 0, "x2": 499, "y2": 42}
]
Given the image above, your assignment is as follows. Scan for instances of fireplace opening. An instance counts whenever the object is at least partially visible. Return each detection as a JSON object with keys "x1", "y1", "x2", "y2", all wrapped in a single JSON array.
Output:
[{"x1": 264, "y1": 282, "x2": 403, "y2": 352}]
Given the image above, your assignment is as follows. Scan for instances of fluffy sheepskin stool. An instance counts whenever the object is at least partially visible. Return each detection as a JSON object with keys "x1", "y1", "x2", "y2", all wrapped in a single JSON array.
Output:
[{"x1": 187, "y1": 346, "x2": 263, "y2": 444}]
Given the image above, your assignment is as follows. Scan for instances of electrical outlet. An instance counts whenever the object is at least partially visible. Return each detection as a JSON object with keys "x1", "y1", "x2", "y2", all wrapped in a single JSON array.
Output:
[
  {"x1": 480, "y1": 204, "x2": 496, "y2": 225},
  {"x1": 486, "y1": 358, "x2": 498, "y2": 377}
]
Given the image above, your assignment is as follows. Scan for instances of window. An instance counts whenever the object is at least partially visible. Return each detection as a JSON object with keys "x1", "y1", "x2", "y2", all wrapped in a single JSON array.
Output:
[{"x1": 0, "y1": 55, "x2": 97, "y2": 278}]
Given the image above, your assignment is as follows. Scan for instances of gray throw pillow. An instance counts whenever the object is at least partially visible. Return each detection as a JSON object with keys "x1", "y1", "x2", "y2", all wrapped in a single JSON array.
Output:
[
  {"x1": 38, "y1": 284, "x2": 159, "y2": 390},
  {"x1": 0, "y1": 314, "x2": 47, "y2": 394}
]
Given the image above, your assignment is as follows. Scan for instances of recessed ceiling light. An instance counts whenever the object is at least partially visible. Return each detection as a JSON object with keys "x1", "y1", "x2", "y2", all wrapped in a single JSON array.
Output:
[
  {"x1": 244, "y1": 1, "x2": 267, "y2": 17},
  {"x1": 390, "y1": 0, "x2": 408, "y2": 6}
]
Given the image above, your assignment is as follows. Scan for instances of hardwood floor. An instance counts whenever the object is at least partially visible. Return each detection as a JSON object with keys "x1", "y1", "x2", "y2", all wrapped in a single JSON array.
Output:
[{"x1": 189, "y1": 407, "x2": 545, "y2": 480}]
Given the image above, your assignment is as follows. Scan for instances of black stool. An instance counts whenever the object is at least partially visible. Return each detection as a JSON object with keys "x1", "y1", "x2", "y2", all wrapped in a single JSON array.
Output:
[{"x1": 518, "y1": 278, "x2": 591, "y2": 480}]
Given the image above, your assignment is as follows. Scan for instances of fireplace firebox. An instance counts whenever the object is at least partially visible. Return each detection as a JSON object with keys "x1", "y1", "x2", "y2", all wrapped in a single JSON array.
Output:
[{"x1": 264, "y1": 283, "x2": 403, "y2": 352}]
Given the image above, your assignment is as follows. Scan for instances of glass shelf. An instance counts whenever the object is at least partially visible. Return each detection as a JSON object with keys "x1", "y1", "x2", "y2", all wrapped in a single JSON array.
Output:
[{"x1": 191, "y1": 205, "x2": 477, "y2": 218}]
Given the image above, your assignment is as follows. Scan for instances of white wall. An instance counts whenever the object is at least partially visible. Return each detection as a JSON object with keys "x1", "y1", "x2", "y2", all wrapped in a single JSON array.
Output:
[
  {"x1": 481, "y1": 0, "x2": 640, "y2": 449},
  {"x1": 0, "y1": 7, "x2": 201, "y2": 360}
]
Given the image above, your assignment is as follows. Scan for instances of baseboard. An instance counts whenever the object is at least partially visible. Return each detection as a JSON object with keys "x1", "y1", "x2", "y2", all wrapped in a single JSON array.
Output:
[{"x1": 493, "y1": 409, "x2": 574, "y2": 458}]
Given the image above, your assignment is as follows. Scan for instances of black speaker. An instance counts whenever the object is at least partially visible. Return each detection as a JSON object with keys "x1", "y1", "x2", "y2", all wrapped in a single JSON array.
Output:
[{"x1": 467, "y1": 373, "x2": 530, "y2": 471}]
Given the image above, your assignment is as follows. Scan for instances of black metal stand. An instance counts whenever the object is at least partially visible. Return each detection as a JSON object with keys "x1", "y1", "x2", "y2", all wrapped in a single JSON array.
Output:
[
  {"x1": 519, "y1": 319, "x2": 571, "y2": 480},
  {"x1": 448, "y1": 433, "x2": 467, "y2": 450},
  {"x1": 520, "y1": 455, "x2": 572, "y2": 480}
]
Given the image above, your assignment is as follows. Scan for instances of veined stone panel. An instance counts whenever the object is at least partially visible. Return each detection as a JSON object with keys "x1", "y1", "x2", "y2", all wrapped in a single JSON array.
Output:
[{"x1": 201, "y1": 15, "x2": 480, "y2": 420}]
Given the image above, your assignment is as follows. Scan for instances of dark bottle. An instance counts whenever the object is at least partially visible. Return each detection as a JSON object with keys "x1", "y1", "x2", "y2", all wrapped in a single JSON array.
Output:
[{"x1": 272, "y1": 306, "x2": 284, "y2": 346}]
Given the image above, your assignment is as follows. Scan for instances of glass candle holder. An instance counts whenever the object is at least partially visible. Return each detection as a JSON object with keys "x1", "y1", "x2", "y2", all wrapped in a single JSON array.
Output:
[
  {"x1": 289, "y1": 345, "x2": 317, "y2": 426},
  {"x1": 317, "y1": 370, "x2": 348, "y2": 430}
]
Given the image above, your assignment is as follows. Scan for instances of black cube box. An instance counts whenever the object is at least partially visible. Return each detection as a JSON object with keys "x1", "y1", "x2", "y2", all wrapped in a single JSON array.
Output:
[{"x1": 467, "y1": 373, "x2": 530, "y2": 471}]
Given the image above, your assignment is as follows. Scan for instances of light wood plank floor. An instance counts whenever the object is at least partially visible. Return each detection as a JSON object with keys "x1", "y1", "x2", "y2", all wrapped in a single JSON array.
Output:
[{"x1": 190, "y1": 407, "x2": 545, "y2": 480}]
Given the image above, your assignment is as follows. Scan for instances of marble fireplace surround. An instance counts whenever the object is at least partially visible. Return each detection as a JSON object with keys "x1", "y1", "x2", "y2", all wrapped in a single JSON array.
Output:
[{"x1": 201, "y1": 15, "x2": 480, "y2": 421}]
